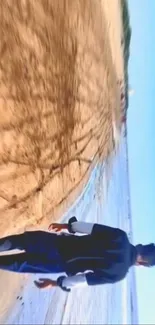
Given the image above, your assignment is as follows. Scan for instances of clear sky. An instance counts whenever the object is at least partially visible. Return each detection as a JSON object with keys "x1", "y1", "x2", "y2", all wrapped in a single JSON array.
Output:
[{"x1": 127, "y1": 0, "x2": 155, "y2": 323}]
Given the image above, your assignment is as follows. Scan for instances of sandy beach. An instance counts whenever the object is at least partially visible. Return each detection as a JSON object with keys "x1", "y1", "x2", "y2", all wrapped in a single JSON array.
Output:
[{"x1": 0, "y1": 0, "x2": 124, "y2": 322}]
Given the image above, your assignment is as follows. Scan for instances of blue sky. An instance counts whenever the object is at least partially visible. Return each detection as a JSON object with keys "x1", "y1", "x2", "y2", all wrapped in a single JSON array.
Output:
[{"x1": 127, "y1": 0, "x2": 155, "y2": 323}]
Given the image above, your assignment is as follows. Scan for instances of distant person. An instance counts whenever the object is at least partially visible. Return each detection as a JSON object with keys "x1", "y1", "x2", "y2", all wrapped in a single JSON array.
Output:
[{"x1": 0, "y1": 217, "x2": 155, "y2": 292}]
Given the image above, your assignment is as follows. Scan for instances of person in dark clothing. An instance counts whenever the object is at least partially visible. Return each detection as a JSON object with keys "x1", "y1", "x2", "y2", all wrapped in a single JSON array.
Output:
[{"x1": 0, "y1": 217, "x2": 155, "y2": 292}]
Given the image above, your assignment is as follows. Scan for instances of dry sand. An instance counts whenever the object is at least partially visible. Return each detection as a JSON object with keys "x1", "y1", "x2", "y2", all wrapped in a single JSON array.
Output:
[{"x1": 0, "y1": 0, "x2": 124, "y2": 322}]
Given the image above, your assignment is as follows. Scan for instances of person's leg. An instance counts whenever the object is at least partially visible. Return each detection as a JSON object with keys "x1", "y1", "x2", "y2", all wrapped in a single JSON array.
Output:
[
  {"x1": 0, "y1": 233, "x2": 26, "y2": 252},
  {"x1": 0, "y1": 231, "x2": 56, "y2": 253},
  {"x1": 0, "y1": 252, "x2": 65, "y2": 274}
]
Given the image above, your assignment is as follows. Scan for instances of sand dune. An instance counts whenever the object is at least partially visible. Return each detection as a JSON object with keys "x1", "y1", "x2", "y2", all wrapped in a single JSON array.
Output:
[
  {"x1": 0, "y1": 0, "x2": 124, "y2": 322},
  {"x1": 0, "y1": 0, "x2": 124, "y2": 234}
]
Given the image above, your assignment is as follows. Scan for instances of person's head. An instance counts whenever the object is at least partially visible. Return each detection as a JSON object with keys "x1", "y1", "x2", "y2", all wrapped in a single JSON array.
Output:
[{"x1": 135, "y1": 244, "x2": 155, "y2": 267}]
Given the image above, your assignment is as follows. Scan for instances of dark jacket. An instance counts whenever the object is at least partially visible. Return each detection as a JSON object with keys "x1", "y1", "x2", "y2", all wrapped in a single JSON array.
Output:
[{"x1": 57, "y1": 218, "x2": 137, "y2": 286}]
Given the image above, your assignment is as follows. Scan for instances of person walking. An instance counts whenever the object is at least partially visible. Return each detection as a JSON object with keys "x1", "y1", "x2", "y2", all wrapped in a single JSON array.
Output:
[{"x1": 0, "y1": 217, "x2": 154, "y2": 292}]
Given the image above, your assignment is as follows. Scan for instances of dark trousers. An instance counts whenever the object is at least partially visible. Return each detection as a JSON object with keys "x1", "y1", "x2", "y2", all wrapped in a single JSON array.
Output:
[{"x1": 0, "y1": 231, "x2": 65, "y2": 274}]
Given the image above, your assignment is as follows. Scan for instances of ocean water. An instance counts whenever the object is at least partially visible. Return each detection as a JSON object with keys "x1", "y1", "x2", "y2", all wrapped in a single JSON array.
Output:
[{"x1": 7, "y1": 137, "x2": 138, "y2": 324}]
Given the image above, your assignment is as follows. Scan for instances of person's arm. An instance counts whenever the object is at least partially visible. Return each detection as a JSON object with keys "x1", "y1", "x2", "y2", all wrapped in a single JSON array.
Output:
[
  {"x1": 68, "y1": 217, "x2": 94, "y2": 234},
  {"x1": 34, "y1": 275, "x2": 88, "y2": 292},
  {"x1": 84, "y1": 270, "x2": 126, "y2": 286},
  {"x1": 67, "y1": 217, "x2": 125, "y2": 238},
  {"x1": 34, "y1": 269, "x2": 126, "y2": 292},
  {"x1": 48, "y1": 217, "x2": 94, "y2": 235},
  {"x1": 34, "y1": 279, "x2": 58, "y2": 289},
  {"x1": 48, "y1": 223, "x2": 68, "y2": 232},
  {"x1": 57, "y1": 268, "x2": 125, "y2": 291},
  {"x1": 49, "y1": 217, "x2": 126, "y2": 238},
  {"x1": 57, "y1": 274, "x2": 87, "y2": 292}
]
